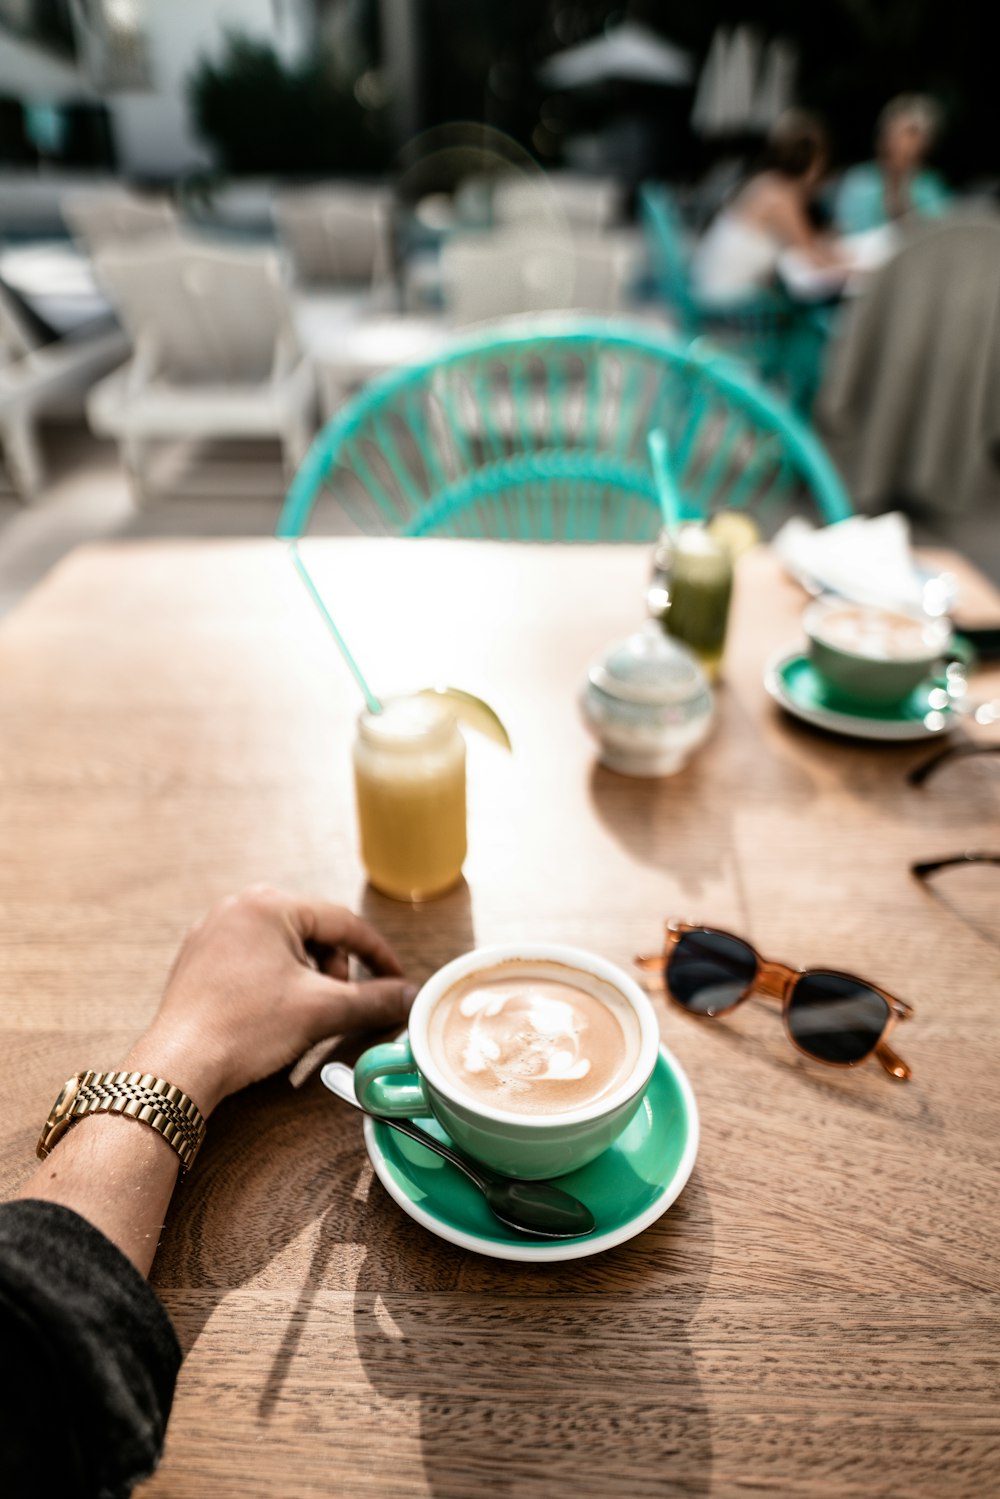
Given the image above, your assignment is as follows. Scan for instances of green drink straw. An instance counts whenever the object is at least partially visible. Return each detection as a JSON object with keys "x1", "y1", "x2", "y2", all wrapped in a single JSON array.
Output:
[
  {"x1": 288, "y1": 542, "x2": 383, "y2": 715},
  {"x1": 647, "y1": 427, "x2": 684, "y2": 532}
]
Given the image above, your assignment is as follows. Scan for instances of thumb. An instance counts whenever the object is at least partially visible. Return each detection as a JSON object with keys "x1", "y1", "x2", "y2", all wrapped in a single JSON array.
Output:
[{"x1": 307, "y1": 975, "x2": 418, "y2": 1040}]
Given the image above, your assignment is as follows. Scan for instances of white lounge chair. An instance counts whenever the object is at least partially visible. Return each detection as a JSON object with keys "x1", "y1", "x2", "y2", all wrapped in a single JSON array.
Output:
[
  {"x1": 440, "y1": 228, "x2": 634, "y2": 326},
  {"x1": 0, "y1": 283, "x2": 126, "y2": 500},
  {"x1": 273, "y1": 185, "x2": 394, "y2": 291},
  {"x1": 87, "y1": 240, "x2": 315, "y2": 503},
  {"x1": 491, "y1": 173, "x2": 623, "y2": 233},
  {"x1": 62, "y1": 188, "x2": 179, "y2": 255}
]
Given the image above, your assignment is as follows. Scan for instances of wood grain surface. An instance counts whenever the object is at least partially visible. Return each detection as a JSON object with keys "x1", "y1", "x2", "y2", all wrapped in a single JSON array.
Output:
[{"x1": 1, "y1": 538, "x2": 998, "y2": 1499}]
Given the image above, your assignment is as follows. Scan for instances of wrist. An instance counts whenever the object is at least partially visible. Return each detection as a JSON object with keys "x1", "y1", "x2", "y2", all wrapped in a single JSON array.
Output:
[{"x1": 121, "y1": 1025, "x2": 229, "y2": 1118}]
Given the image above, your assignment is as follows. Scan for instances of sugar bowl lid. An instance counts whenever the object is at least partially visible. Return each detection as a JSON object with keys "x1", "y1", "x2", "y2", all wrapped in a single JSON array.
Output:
[{"x1": 588, "y1": 622, "x2": 709, "y2": 706}]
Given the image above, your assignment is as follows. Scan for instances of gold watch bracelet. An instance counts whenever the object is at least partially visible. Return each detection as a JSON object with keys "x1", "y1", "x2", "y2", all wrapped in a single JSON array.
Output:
[{"x1": 38, "y1": 1069, "x2": 207, "y2": 1171}]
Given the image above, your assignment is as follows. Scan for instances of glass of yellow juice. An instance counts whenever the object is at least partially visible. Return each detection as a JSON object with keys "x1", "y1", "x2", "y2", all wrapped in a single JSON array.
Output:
[{"x1": 353, "y1": 695, "x2": 467, "y2": 902}]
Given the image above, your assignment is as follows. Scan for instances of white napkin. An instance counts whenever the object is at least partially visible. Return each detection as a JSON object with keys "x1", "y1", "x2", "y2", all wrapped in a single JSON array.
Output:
[{"x1": 772, "y1": 512, "x2": 953, "y2": 615}]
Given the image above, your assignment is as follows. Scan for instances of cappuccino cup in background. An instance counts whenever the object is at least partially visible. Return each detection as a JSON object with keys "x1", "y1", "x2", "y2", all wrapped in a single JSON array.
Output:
[
  {"x1": 803, "y1": 596, "x2": 951, "y2": 707},
  {"x1": 354, "y1": 944, "x2": 661, "y2": 1179}
]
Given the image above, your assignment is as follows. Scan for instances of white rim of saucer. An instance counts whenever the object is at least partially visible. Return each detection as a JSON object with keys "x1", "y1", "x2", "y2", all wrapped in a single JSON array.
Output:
[
  {"x1": 763, "y1": 646, "x2": 952, "y2": 743},
  {"x1": 362, "y1": 1042, "x2": 700, "y2": 1263}
]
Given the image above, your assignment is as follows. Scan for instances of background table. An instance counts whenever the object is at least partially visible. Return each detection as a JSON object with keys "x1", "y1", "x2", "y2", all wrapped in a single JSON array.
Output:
[
  {"x1": 293, "y1": 302, "x2": 451, "y2": 418},
  {"x1": 1, "y1": 539, "x2": 998, "y2": 1498}
]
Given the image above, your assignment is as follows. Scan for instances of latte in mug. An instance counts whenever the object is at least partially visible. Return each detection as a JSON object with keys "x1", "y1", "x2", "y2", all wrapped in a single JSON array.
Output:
[
  {"x1": 803, "y1": 596, "x2": 951, "y2": 707},
  {"x1": 812, "y1": 604, "x2": 941, "y2": 662},
  {"x1": 427, "y1": 962, "x2": 642, "y2": 1117},
  {"x1": 355, "y1": 943, "x2": 662, "y2": 1178}
]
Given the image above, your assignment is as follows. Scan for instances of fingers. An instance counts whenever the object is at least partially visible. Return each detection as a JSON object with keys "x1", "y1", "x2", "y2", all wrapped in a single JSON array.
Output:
[
  {"x1": 303, "y1": 973, "x2": 418, "y2": 1042},
  {"x1": 296, "y1": 901, "x2": 404, "y2": 978},
  {"x1": 326, "y1": 950, "x2": 350, "y2": 983},
  {"x1": 304, "y1": 941, "x2": 349, "y2": 982}
]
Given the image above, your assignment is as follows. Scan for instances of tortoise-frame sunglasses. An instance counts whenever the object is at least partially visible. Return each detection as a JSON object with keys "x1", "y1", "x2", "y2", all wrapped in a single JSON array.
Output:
[{"x1": 637, "y1": 922, "x2": 913, "y2": 1081}]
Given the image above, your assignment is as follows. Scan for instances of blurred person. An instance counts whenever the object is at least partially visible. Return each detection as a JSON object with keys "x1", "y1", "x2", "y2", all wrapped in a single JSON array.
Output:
[
  {"x1": 836, "y1": 95, "x2": 949, "y2": 235},
  {"x1": 0, "y1": 887, "x2": 416, "y2": 1498},
  {"x1": 692, "y1": 110, "x2": 846, "y2": 302}
]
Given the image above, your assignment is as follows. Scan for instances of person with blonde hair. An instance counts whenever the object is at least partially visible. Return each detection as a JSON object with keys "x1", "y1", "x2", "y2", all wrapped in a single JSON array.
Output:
[
  {"x1": 836, "y1": 95, "x2": 950, "y2": 235},
  {"x1": 692, "y1": 109, "x2": 846, "y2": 302}
]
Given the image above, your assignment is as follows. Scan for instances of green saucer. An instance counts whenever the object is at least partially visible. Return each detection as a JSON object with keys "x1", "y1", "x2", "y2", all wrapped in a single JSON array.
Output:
[
  {"x1": 363, "y1": 1046, "x2": 699, "y2": 1262},
  {"x1": 765, "y1": 648, "x2": 954, "y2": 742}
]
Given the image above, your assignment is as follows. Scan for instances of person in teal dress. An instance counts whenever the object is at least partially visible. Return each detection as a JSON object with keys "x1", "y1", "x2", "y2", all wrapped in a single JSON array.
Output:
[{"x1": 836, "y1": 95, "x2": 950, "y2": 235}]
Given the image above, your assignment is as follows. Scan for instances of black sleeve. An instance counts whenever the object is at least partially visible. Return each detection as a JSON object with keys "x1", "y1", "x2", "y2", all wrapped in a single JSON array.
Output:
[{"x1": 0, "y1": 1199, "x2": 181, "y2": 1499}]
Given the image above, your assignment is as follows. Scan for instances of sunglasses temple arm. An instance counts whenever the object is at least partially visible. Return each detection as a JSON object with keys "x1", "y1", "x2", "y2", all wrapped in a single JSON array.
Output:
[
  {"x1": 634, "y1": 953, "x2": 666, "y2": 989},
  {"x1": 875, "y1": 1040, "x2": 911, "y2": 1081}
]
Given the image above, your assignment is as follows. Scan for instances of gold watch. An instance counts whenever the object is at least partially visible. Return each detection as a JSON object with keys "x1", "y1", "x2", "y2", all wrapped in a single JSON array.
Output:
[{"x1": 37, "y1": 1069, "x2": 207, "y2": 1172}]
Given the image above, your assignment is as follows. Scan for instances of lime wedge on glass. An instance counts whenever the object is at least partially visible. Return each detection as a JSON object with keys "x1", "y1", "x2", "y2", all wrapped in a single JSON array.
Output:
[
  {"x1": 708, "y1": 510, "x2": 760, "y2": 560},
  {"x1": 417, "y1": 687, "x2": 512, "y2": 750}
]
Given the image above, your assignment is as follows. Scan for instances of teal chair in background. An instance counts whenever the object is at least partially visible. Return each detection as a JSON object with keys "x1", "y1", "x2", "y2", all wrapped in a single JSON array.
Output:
[
  {"x1": 639, "y1": 182, "x2": 826, "y2": 417},
  {"x1": 277, "y1": 320, "x2": 851, "y2": 544}
]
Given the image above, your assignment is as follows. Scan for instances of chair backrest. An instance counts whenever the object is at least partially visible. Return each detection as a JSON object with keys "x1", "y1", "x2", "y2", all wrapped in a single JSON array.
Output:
[
  {"x1": 62, "y1": 189, "x2": 179, "y2": 254},
  {"x1": 96, "y1": 240, "x2": 295, "y2": 383},
  {"x1": 818, "y1": 214, "x2": 1000, "y2": 510},
  {"x1": 441, "y1": 229, "x2": 631, "y2": 327},
  {"x1": 492, "y1": 173, "x2": 622, "y2": 233},
  {"x1": 0, "y1": 283, "x2": 40, "y2": 368},
  {"x1": 639, "y1": 183, "x2": 698, "y2": 328},
  {"x1": 273, "y1": 187, "x2": 393, "y2": 286},
  {"x1": 277, "y1": 320, "x2": 852, "y2": 542}
]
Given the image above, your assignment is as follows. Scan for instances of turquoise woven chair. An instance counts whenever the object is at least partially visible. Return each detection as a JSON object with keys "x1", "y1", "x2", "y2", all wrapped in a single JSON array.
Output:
[
  {"x1": 277, "y1": 320, "x2": 851, "y2": 544},
  {"x1": 639, "y1": 182, "x2": 826, "y2": 417}
]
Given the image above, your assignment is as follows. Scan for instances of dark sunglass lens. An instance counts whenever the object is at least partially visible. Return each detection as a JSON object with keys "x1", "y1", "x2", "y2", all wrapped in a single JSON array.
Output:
[
  {"x1": 667, "y1": 930, "x2": 757, "y2": 1016},
  {"x1": 788, "y1": 973, "x2": 890, "y2": 1063}
]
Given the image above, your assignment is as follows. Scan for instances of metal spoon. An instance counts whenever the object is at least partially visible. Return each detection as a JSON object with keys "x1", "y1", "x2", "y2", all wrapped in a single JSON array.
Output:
[{"x1": 320, "y1": 1062, "x2": 595, "y2": 1240}]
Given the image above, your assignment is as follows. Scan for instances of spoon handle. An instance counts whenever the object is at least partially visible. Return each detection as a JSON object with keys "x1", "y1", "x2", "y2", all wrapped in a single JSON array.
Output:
[
  {"x1": 380, "y1": 1116, "x2": 490, "y2": 1192},
  {"x1": 321, "y1": 1062, "x2": 489, "y2": 1188}
]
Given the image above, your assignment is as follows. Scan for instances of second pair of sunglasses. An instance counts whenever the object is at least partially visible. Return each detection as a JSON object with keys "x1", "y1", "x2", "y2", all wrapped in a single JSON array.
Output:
[{"x1": 637, "y1": 923, "x2": 913, "y2": 1081}]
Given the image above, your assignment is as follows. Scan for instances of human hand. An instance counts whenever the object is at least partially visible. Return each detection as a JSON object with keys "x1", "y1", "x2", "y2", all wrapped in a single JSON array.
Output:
[{"x1": 123, "y1": 886, "x2": 416, "y2": 1115}]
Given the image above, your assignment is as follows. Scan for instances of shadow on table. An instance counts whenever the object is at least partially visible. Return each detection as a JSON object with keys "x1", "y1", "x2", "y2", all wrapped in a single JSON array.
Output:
[
  {"x1": 157, "y1": 1071, "x2": 713, "y2": 1494},
  {"x1": 667, "y1": 998, "x2": 939, "y2": 1128},
  {"x1": 352, "y1": 1167, "x2": 715, "y2": 1498},
  {"x1": 359, "y1": 877, "x2": 477, "y2": 989},
  {"x1": 587, "y1": 759, "x2": 740, "y2": 901}
]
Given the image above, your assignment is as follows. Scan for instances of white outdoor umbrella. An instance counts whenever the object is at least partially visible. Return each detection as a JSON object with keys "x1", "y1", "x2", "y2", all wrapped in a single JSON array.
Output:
[
  {"x1": 722, "y1": 26, "x2": 760, "y2": 133},
  {"x1": 690, "y1": 26, "x2": 731, "y2": 136},
  {"x1": 691, "y1": 25, "x2": 771, "y2": 137},
  {"x1": 539, "y1": 22, "x2": 693, "y2": 90},
  {"x1": 751, "y1": 39, "x2": 798, "y2": 131}
]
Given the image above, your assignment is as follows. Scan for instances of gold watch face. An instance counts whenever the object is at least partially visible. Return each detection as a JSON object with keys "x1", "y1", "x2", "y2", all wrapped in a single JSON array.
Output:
[{"x1": 36, "y1": 1074, "x2": 83, "y2": 1158}]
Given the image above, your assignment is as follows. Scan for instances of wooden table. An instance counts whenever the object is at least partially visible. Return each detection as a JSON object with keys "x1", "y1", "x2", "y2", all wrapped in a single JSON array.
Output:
[{"x1": 2, "y1": 539, "x2": 998, "y2": 1498}]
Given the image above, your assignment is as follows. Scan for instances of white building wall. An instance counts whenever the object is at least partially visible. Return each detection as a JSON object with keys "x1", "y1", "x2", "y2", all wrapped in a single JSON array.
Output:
[
  {"x1": 0, "y1": 26, "x2": 96, "y2": 101},
  {"x1": 108, "y1": 0, "x2": 311, "y2": 177}
]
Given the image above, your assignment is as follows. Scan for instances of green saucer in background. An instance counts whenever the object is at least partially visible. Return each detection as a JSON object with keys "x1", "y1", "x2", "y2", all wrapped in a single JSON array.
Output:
[
  {"x1": 764, "y1": 648, "x2": 954, "y2": 742},
  {"x1": 363, "y1": 1046, "x2": 699, "y2": 1263}
]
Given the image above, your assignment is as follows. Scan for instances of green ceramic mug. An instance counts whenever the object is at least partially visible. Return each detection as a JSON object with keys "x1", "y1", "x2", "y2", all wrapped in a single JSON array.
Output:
[
  {"x1": 354, "y1": 943, "x2": 661, "y2": 1180},
  {"x1": 803, "y1": 596, "x2": 951, "y2": 707}
]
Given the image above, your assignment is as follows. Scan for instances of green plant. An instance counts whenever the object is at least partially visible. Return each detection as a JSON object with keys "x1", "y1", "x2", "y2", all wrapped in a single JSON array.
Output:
[{"x1": 187, "y1": 32, "x2": 388, "y2": 176}]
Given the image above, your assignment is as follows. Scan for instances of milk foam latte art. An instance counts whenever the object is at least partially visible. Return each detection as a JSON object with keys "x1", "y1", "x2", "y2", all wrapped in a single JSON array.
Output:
[{"x1": 428, "y1": 965, "x2": 641, "y2": 1116}]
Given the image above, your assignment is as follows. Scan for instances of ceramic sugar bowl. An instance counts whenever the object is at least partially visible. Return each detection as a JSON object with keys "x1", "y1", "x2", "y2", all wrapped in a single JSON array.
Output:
[{"x1": 581, "y1": 623, "x2": 715, "y2": 777}]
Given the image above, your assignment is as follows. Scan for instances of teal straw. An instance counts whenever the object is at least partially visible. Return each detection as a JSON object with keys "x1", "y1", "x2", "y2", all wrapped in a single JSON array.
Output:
[
  {"x1": 288, "y1": 543, "x2": 383, "y2": 715},
  {"x1": 647, "y1": 427, "x2": 683, "y2": 532}
]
